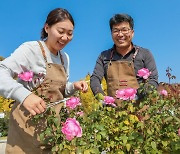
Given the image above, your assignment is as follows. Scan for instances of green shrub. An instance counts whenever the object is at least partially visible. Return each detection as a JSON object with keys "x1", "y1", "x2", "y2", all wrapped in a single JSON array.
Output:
[
  {"x1": 0, "y1": 115, "x2": 9, "y2": 137},
  {"x1": 34, "y1": 83, "x2": 180, "y2": 153}
]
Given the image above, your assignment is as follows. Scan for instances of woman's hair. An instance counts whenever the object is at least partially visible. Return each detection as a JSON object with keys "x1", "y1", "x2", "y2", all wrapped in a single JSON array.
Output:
[
  {"x1": 41, "y1": 8, "x2": 74, "y2": 40},
  {"x1": 109, "y1": 14, "x2": 134, "y2": 31}
]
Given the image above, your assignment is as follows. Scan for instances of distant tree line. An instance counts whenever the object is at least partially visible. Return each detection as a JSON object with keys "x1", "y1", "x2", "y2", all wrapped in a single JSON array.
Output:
[{"x1": 0, "y1": 56, "x2": 4, "y2": 61}]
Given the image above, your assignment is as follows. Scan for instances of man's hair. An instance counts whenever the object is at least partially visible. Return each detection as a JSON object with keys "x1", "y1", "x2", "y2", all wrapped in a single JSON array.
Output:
[{"x1": 109, "y1": 14, "x2": 134, "y2": 31}]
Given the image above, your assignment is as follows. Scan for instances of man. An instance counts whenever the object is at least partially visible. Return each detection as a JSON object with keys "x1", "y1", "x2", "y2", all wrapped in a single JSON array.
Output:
[{"x1": 90, "y1": 13, "x2": 158, "y2": 98}]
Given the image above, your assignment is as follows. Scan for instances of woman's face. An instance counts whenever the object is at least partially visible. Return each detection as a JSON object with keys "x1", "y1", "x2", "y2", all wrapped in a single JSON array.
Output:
[{"x1": 45, "y1": 19, "x2": 74, "y2": 55}]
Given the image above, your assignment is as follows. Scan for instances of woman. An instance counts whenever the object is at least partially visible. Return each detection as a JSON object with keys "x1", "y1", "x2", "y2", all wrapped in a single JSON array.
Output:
[{"x1": 0, "y1": 8, "x2": 88, "y2": 153}]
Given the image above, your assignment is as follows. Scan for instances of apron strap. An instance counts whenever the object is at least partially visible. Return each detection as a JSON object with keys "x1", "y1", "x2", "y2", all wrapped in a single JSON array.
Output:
[
  {"x1": 59, "y1": 52, "x2": 66, "y2": 73},
  {"x1": 132, "y1": 46, "x2": 139, "y2": 62},
  {"x1": 37, "y1": 41, "x2": 65, "y2": 67},
  {"x1": 59, "y1": 52, "x2": 64, "y2": 66},
  {"x1": 109, "y1": 49, "x2": 114, "y2": 65},
  {"x1": 109, "y1": 45, "x2": 139, "y2": 63},
  {"x1": 37, "y1": 41, "x2": 48, "y2": 63}
]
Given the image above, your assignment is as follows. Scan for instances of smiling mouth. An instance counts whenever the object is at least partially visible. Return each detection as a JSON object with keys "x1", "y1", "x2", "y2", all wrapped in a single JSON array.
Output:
[
  {"x1": 117, "y1": 39, "x2": 125, "y2": 43},
  {"x1": 58, "y1": 41, "x2": 65, "y2": 45}
]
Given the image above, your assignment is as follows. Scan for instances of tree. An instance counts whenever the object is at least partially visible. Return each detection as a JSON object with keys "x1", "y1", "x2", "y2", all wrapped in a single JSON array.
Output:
[
  {"x1": 166, "y1": 67, "x2": 176, "y2": 84},
  {"x1": 0, "y1": 56, "x2": 4, "y2": 61},
  {"x1": 79, "y1": 73, "x2": 107, "y2": 113}
]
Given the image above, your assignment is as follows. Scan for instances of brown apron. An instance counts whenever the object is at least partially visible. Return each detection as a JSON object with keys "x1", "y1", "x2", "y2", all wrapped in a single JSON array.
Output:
[
  {"x1": 107, "y1": 47, "x2": 139, "y2": 105},
  {"x1": 5, "y1": 41, "x2": 67, "y2": 154}
]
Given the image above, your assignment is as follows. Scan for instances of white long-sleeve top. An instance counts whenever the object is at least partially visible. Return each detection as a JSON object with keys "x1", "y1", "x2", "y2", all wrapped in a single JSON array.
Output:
[{"x1": 0, "y1": 41, "x2": 76, "y2": 103}]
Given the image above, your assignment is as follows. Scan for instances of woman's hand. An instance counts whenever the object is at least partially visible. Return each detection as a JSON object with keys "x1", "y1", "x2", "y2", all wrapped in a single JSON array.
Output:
[
  {"x1": 23, "y1": 93, "x2": 46, "y2": 115},
  {"x1": 73, "y1": 80, "x2": 88, "y2": 93}
]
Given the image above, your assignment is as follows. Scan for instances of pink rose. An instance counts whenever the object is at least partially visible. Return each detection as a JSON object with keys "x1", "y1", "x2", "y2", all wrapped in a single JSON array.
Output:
[
  {"x1": 61, "y1": 118, "x2": 82, "y2": 141},
  {"x1": 115, "y1": 89, "x2": 125, "y2": 99},
  {"x1": 124, "y1": 88, "x2": 137, "y2": 100},
  {"x1": 178, "y1": 128, "x2": 180, "y2": 136},
  {"x1": 66, "y1": 97, "x2": 81, "y2": 109},
  {"x1": 104, "y1": 96, "x2": 116, "y2": 107},
  {"x1": 76, "y1": 111, "x2": 84, "y2": 117},
  {"x1": 116, "y1": 88, "x2": 137, "y2": 100},
  {"x1": 18, "y1": 71, "x2": 33, "y2": 81},
  {"x1": 137, "y1": 68, "x2": 151, "y2": 79},
  {"x1": 160, "y1": 89, "x2": 168, "y2": 96}
]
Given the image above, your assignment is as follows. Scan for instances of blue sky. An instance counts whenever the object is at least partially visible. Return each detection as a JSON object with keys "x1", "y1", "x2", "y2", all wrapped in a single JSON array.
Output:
[{"x1": 0, "y1": 0, "x2": 180, "y2": 83}]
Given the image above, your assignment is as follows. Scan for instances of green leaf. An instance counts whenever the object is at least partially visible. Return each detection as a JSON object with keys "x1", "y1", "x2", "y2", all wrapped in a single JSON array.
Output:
[
  {"x1": 45, "y1": 128, "x2": 52, "y2": 136},
  {"x1": 79, "y1": 140, "x2": 87, "y2": 146},
  {"x1": 162, "y1": 141, "x2": 168, "y2": 147},
  {"x1": 84, "y1": 149, "x2": 91, "y2": 154},
  {"x1": 126, "y1": 143, "x2": 131, "y2": 152},
  {"x1": 96, "y1": 124, "x2": 104, "y2": 130},
  {"x1": 115, "y1": 150, "x2": 124, "y2": 154},
  {"x1": 96, "y1": 134, "x2": 101, "y2": 141},
  {"x1": 61, "y1": 149, "x2": 70, "y2": 154},
  {"x1": 90, "y1": 148, "x2": 100, "y2": 153},
  {"x1": 174, "y1": 116, "x2": 180, "y2": 123},
  {"x1": 122, "y1": 126, "x2": 129, "y2": 131},
  {"x1": 107, "y1": 107, "x2": 112, "y2": 112},
  {"x1": 115, "y1": 136, "x2": 120, "y2": 141},
  {"x1": 95, "y1": 93, "x2": 104, "y2": 101},
  {"x1": 136, "y1": 135, "x2": 144, "y2": 143},
  {"x1": 128, "y1": 104, "x2": 134, "y2": 113},
  {"x1": 39, "y1": 133, "x2": 44, "y2": 142},
  {"x1": 147, "y1": 129, "x2": 152, "y2": 135},
  {"x1": 51, "y1": 146, "x2": 57, "y2": 152},
  {"x1": 137, "y1": 122, "x2": 144, "y2": 128},
  {"x1": 58, "y1": 144, "x2": 63, "y2": 151},
  {"x1": 151, "y1": 141, "x2": 157, "y2": 150},
  {"x1": 53, "y1": 117, "x2": 59, "y2": 127},
  {"x1": 164, "y1": 116, "x2": 173, "y2": 123},
  {"x1": 75, "y1": 147, "x2": 83, "y2": 154},
  {"x1": 121, "y1": 135, "x2": 128, "y2": 145},
  {"x1": 110, "y1": 141, "x2": 115, "y2": 148},
  {"x1": 56, "y1": 127, "x2": 61, "y2": 133},
  {"x1": 100, "y1": 131, "x2": 106, "y2": 137}
]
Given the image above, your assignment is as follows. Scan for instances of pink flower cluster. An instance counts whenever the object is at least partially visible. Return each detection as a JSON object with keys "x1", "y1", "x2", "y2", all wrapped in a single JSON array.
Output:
[
  {"x1": 61, "y1": 118, "x2": 82, "y2": 141},
  {"x1": 137, "y1": 68, "x2": 151, "y2": 79},
  {"x1": 178, "y1": 128, "x2": 180, "y2": 136},
  {"x1": 66, "y1": 97, "x2": 81, "y2": 109},
  {"x1": 160, "y1": 89, "x2": 168, "y2": 96},
  {"x1": 115, "y1": 88, "x2": 137, "y2": 100},
  {"x1": 18, "y1": 71, "x2": 34, "y2": 81},
  {"x1": 104, "y1": 96, "x2": 116, "y2": 107}
]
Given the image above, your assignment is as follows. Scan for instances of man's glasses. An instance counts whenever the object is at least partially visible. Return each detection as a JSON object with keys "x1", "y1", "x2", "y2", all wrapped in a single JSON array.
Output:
[{"x1": 112, "y1": 28, "x2": 132, "y2": 35}]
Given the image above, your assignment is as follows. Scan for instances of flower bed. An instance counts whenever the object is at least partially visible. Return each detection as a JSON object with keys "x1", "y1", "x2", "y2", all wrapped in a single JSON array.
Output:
[
  {"x1": 34, "y1": 83, "x2": 180, "y2": 153},
  {"x1": 1, "y1": 68, "x2": 180, "y2": 153}
]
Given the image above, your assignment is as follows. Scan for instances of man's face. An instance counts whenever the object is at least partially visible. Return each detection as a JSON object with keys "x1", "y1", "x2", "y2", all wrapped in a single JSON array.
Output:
[{"x1": 111, "y1": 22, "x2": 134, "y2": 49}]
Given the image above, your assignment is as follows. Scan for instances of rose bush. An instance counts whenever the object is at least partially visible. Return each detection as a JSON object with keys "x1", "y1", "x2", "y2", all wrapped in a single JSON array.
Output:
[
  {"x1": 1, "y1": 69, "x2": 179, "y2": 153},
  {"x1": 36, "y1": 69, "x2": 180, "y2": 153},
  {"x1": 0, "y1": 96, "x2": 14, "y2": 137},
  {"x1": 37, "y1": 86, "x2": 179, "y2": 153}
]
